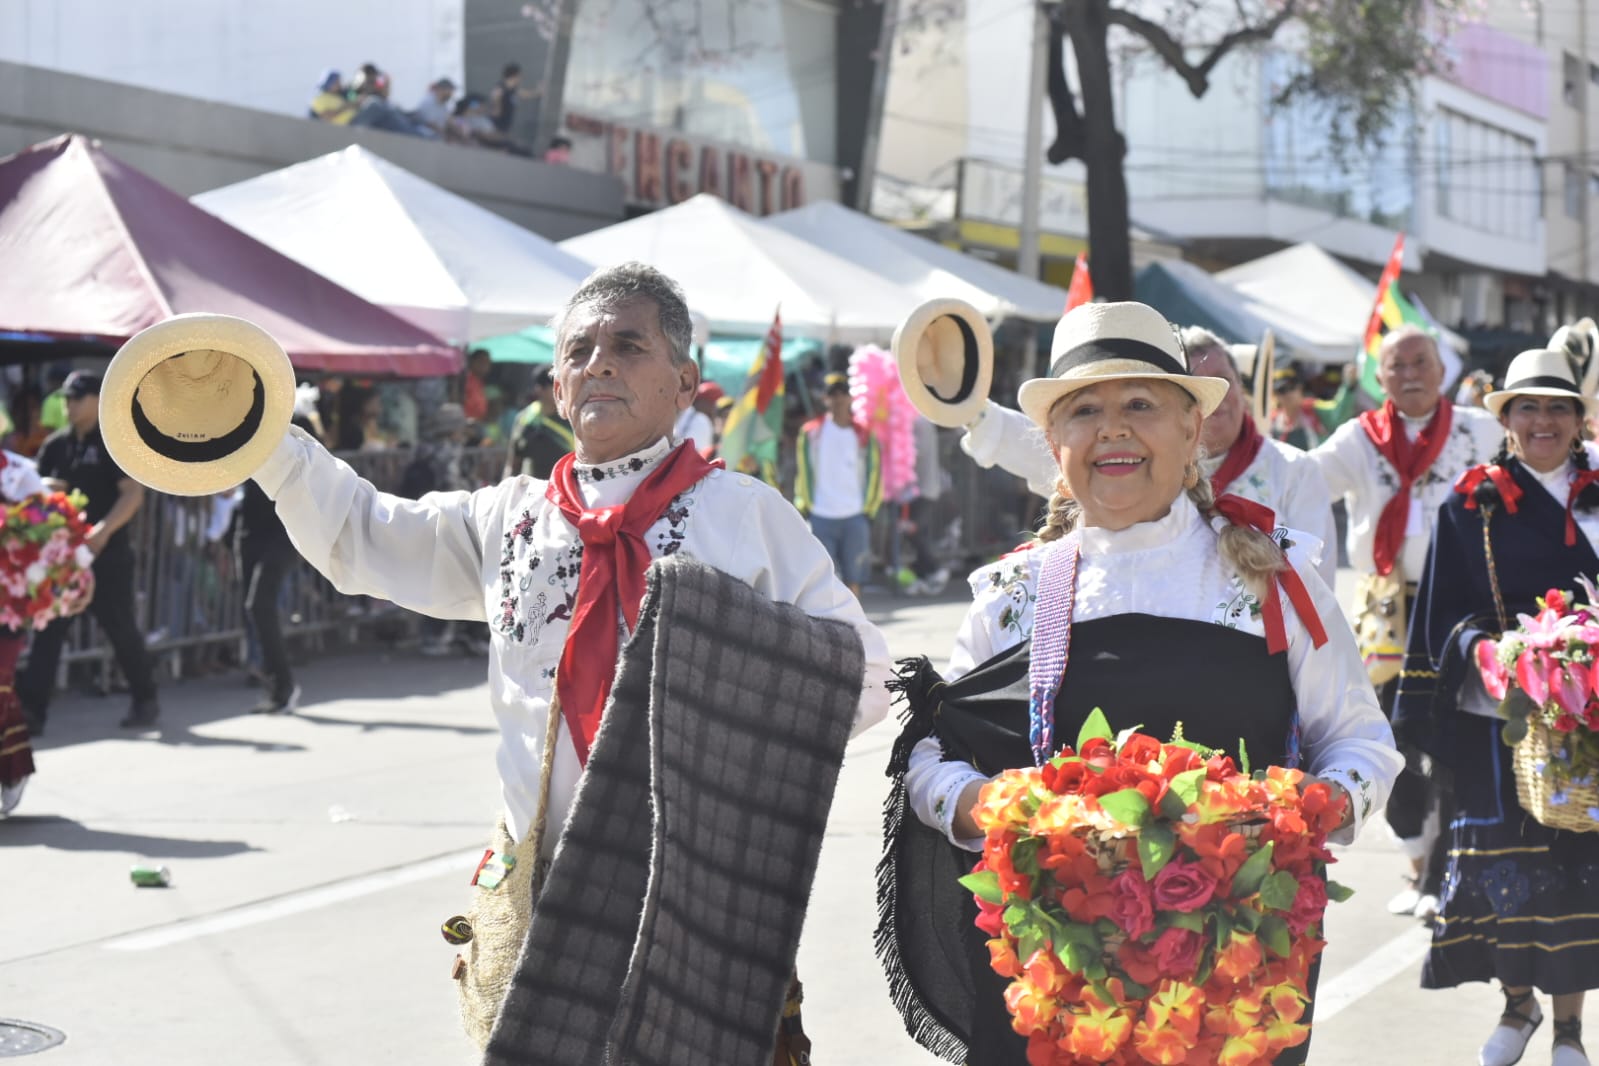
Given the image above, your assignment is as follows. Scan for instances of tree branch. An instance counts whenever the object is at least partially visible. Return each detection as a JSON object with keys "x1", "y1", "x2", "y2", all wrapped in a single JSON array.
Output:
[
  {"x1": 1046, "y1": 20, "x2": 1087, "y2": 164},
  {"x1": 1105, "y1": 1, "x2": 1296, "y2": 98}
]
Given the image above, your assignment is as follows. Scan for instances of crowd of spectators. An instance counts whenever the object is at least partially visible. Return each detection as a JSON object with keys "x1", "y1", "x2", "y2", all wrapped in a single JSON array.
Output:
[{"x1": 307, "y1": 61, "x2": 573, "y2": 161}]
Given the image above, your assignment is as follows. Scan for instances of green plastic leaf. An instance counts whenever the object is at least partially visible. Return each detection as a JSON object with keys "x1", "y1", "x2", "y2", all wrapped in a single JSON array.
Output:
[
  {"x1": 1161, "y1": 910, "x2": 1205, "y2": 933},
  {"x1": 1138, "y1": 824, "x2": 1177, "y2": 879},
  {"x1": 1063, "y1": 940, "x2": 1096, "y2": 975},
  {"x1": 1231, "y1": 906, "x2": 1264, "y2": 932},
  {"x1": 957, "y1": 870, "x2": 1003, "y2": 905},
  {"x1": 1326, "y1": 880, "x2": 1356, "y2": 903},
  {"x1": 1012, "y1": 837, "x2": 1042, "y2": 878},
  {"x1": 1194, "y1": 946, "x2": 1216, "y2": 986},
  {"x1": 1230, "y1": 841, "x2": 1276, "y2": 898},
  {"x1": 1019, "y1": 929, "x2": 1045, "y2": 960},
  {"x1": 1003, "y1": 903, "x2": 1029, "y2": 927},
  {"x1": 1213, "y1": 912, "x2": 1234, "y2": 949},
  {"x1": 1077, "y1": 708, "x2": 1114, "y2": 751},
  {"x1": 1259, "y1": 915, "x2": 1291, "y2": 958},
  {"x1": 1260, "y1": 870, "x2": 1302, "y2": 912},
  {"x1": 1168, "y1": 768, "x2": 1207, "y2": 807},
  {"x1": 1238, "y1": 738, "x2": 1251, "y2": 776},
  {"x1": 1097, "y1": 788, "x2": 1152, "y2": 828},
  {"x1": 1158, "y1": 788, "x2": 1190, "y2": 821}
]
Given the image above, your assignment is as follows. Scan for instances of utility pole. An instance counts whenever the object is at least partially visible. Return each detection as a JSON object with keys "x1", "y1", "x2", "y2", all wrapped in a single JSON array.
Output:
[
  {"x1": 853, "y1": 0, "x2": 900, "y2": 212},
  {"x1": 1018, "y1": 0, "x2": 1052, "y2": 372}
]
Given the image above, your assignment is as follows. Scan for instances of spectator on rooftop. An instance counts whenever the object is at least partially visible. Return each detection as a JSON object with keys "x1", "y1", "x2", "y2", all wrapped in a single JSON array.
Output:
[
  {"x1": 488, "y1": 62, "x2": 538, "y2": 134},
  {"x1": 412, "y1": 77, "x2": 456, "y2": 137},
  {"x1": 309, "y1": 69, "x2": 357, "y2": 125},
  {"x1": 543, "y1": 135, "x2": 573, "y2": 164}
]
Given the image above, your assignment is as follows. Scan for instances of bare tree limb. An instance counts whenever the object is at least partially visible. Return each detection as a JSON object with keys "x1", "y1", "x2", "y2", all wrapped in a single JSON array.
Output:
[{"x1": 1104, "y1": 1, "x2": 1296, "y2": 98}]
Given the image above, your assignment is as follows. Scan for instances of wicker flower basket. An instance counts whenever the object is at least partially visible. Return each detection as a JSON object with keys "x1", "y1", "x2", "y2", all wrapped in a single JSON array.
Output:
[{"x1": 1513, "y1": 721, "x2": 1599, "y2": 834}]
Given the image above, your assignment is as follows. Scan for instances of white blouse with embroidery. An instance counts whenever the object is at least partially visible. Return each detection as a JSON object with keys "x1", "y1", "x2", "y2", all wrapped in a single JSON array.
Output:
[
  {"x1": 255, "y1": 428, "x2": 893, "y2": 850},
  {"x1": 905, "y1": 493, "x2": 1403, "y2": 850}
]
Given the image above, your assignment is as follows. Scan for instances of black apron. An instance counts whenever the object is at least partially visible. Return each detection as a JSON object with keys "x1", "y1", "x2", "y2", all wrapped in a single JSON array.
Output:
[{"x1": 879, "y1": 613, "x2": 1306, "y2": 1066}]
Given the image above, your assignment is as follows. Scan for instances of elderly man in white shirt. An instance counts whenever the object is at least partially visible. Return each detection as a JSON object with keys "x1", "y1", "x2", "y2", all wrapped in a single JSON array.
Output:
[
  {"x1": 251, "y1": 262, "x2": 892, "y2": 1040},
  {"x1": 1309, "y1": 324, "x2": 1503, "y2": 919},
  {"x1": 961, "y1": 326, "x2": 1339, "y2": 585}
]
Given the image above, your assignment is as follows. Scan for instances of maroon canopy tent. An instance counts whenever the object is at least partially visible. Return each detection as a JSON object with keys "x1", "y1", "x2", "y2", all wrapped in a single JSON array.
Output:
[{"x1": 0, "y1": 135, "x2": 460, "y2": 376}]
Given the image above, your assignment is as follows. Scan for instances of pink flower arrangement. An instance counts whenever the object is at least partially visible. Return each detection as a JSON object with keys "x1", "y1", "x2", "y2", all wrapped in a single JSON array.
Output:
[
  {"x1": 848, "y1": 345, "x2": 918, "y2": 502},
  {"x1": 0, "y1": 491, "x2": 95, "y2": 631}
]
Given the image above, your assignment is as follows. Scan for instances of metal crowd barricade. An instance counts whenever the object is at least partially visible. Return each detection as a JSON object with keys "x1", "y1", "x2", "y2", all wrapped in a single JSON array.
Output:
[{"x1": 53, "y1": 445, "x2": 508, "y2": 692}]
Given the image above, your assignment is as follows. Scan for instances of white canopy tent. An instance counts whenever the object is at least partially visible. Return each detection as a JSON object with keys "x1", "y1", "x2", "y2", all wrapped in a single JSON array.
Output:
[
  {"x1": 192, "y1": 146, "x2": 595, "y2": 343},
  {"x1": 558, "y1": 194, "x2": 924, "y2": 342},
  {"x1": 765, "y1": 200, "x2": 1068, "y2": 322}
]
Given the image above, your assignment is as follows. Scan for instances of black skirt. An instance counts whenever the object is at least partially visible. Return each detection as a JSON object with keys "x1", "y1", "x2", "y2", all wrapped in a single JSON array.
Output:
[{"x1": 878, "y1": 613, "x2": 1305, "y2": 1065}]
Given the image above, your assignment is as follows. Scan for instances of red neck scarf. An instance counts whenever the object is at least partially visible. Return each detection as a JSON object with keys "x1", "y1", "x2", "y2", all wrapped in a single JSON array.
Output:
[
  {"x1": 1565, "y1": 470, "x2": 1599, "y2": 547},
  {"x1": 1357, "y1": 399, "x2": 1454, "y2": 576},
  {"x1": 1211, "y1": 494, "x2": 1330, "y2": 655},
  {"x1": 1210, "y1": 416, "x2": 1265, "y2": 497},
  {"x1": 545, "y1": 442, "x2": 720, "y2": 763}
]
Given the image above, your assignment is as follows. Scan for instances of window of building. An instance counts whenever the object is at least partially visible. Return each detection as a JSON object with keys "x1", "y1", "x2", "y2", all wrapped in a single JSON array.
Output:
[
  {"x1": 1565, "y1": 52, "x2": 1584, "y2": 108},
  {"x1": 1591, "y1": 62, "x2": 1599, "y2": 88},
  {"x1": 1565, "y1": 163, "x2": 1583, "y2": 219},
  {"x1": 1434, "y1": 106, "x2": 1540, "y2": 239}
]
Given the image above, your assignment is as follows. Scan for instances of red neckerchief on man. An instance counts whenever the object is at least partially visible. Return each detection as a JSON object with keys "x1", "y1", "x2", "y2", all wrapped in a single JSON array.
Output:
[
  {"x1": 545, "y1": 441, "x2": 720, "y2": 763},
  {"x1": 1358, "y1": 399, "x2": 1454, "y2": 576},
  {"x1": 1210, "y1": 415, "x2": 1265, "y2": 497}
]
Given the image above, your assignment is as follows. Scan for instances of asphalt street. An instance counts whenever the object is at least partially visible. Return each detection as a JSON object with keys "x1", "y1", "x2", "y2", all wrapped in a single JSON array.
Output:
[{"x1": 2, "y1": 581, "x2": 1595, "y2": 1064}]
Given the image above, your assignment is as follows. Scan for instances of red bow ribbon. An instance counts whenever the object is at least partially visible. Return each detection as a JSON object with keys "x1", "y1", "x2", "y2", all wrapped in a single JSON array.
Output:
[
  {"x1": 1211, "y1": 494, "x2": 1330, "y2": 656},
  {"x1": 1566, "y1": 470, "x2": 1599, "y2": 547},
  {"x1": 545, "y1": 442, "x2": 720, "y2": 764},
  {"x1": 1454, "y1": 464, "x2": 1522, "y2": 514}
]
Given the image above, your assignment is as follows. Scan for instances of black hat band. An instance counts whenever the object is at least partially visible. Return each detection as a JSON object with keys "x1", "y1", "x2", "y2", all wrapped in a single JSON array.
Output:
[
  {"x1": 1049, "y1": 337, "x2": 1188, "y2": 379},
  {"x1": 1504, "y1": 374, "x2": 1581, "y2": 395},
  {"x1": 131, "y1": 369, "x2": 267, "y2": 464}
]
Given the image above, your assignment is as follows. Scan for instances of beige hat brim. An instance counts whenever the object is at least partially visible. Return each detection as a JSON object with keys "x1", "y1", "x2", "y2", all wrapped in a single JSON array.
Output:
[
  {"x1": 101, "y1": 313, "x2": 297, "y2": 497},
  {"x1": 1017, "y1": 365, "x2": 1230, "y2": 428},
  {"x1": 1484, "y1": 385, "x2": 1583, "y2": 418},
  {"x1": 891, "y1": 298, "x2": 993, "y2": 428}
]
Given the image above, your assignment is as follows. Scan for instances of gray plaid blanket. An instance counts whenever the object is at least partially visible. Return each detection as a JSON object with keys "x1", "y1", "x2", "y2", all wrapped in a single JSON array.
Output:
[{"x1": 484, "y1": 554, "x2": 865, "y2": 1065}]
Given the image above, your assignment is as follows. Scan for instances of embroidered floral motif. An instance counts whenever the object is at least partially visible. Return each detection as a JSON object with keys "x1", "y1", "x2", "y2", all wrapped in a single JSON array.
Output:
[
  {"x1": 985, "y1": 562, "x2": 1036, "y2": 639},
  {"x1": 1478, "y1": 859, "x2": 1532, "y2": 918},
  {"x1": 495, "y1": 503, "x2": 542, "y2": 641},
  {"x1": 652, "y1": 484, "x2": 703, "y2": 556},
  {"x1": 1213, "y1": 577, "x2": 1264, "y2": 629},
  {"x1": 573, "y1": 446, "x2": 668, "y2": 484}
]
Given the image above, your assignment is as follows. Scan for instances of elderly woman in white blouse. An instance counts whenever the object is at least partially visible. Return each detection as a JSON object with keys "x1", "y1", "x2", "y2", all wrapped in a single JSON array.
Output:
[{"x1": 877, "y1": 302, "x2": 1403, "y2": 1066}]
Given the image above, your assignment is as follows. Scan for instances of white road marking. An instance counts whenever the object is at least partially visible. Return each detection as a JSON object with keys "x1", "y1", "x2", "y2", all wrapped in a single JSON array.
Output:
[
  {"x1": 103, "y1": 849, "x2": 481, "y2": 951},
  {"x1": 1315, "y1": 925, "x2": 1434, "y2": 1021}
]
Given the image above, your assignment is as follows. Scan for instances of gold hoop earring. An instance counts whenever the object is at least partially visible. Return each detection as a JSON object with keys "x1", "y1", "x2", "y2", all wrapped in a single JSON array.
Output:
[{"x1": 1182, "y1": 461, "x2": 1200, "y2": 490}]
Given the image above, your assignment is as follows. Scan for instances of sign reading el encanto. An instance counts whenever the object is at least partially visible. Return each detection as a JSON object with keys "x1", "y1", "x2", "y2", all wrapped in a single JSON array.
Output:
[{"x1": 565, "y1": 113, "x2": 809, "y2": 215}]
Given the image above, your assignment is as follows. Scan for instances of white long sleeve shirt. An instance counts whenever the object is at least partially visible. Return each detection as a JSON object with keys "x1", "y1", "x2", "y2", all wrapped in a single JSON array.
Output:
[
  {"x1": 1310, "y1": 403, "x2": 1503, "y2": 582},
  {"x1": 960, "y1": 400, "x2": 1339, "y2": 585},
  {"x1": 255, "y1": 428, "x2": 893, "y2": 848},
  {"x1": 905, "y1": 493, "x2": 1403, "y2": 851}
]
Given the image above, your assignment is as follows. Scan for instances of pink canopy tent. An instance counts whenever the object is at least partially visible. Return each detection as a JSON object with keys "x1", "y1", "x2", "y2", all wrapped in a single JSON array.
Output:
[{"x1": 0, "y1": 135, "x2": 459, "y2": 376}]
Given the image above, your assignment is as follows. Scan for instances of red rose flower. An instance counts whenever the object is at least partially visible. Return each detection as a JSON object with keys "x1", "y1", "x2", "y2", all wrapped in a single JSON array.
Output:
[
  {"x1": 1119, "y1": 733, "x2": 1163, "y2": 766},
  {"x1": 1546, "y1": 589, "x2": 1569, "y2": 615},
  {"x1": 1150, "y1": 927, "x2": 1204, "y2": 978},
  {"x1": 1108, "y1": 867, "x2": 1157, "y2": 940},
  {"x1": 1285, "y1": 877, "x2": 1329, "y2": 936},
  {"x1": 1151, "y1": 858, "x2": 1219, "y2": 913}
]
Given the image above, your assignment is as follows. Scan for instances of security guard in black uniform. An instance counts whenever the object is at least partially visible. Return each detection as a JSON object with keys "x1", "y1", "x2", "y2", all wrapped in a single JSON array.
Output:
[{"x1": 19, "y1": 372, "x2": 161, "y2": 732}]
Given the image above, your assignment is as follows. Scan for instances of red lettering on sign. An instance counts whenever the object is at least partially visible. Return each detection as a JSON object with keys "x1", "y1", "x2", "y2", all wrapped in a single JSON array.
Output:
[
  {"x1": 781, "y1": 166, "x2": 806, "y2": 210},
  {"x1": 666, "y1": 139, "x2": 694, "y2": 204},
  {"x1": 635, "y1": 130, "x2": 663, "y2": 204},
  {"x1": 608, "y1": 126, "x2": 629, "y2": 183},
  {"x1": 729, "y1": 152, "x2": 754, "y2": 212},
  {"x1": 755, "y1": 160, "x2": 779, "y2": 215},
  {"x1": 698, "y1": 146, "x2": 722, "y2": 197}
]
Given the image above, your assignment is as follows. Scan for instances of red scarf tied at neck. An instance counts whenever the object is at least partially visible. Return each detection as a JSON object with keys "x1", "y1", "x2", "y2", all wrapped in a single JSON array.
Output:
[
  {"x1": 1209, "y1": 415, "x2": 1265, "y2": 498},
  {"x1": 1357, "y1": 399, "x2": 1454, "y2": 577},
  {"x1": 1565, "y1": 471, "x2": 1599, "y2": 547},
  {"x1": 1211, "y1": 494, "x2": 1330, "y2": 656},
  {"x1": 545, "y1": 442, "x2": 720, "y2": 763},
  {"x1": 1454, "y1": 464, "x2": 1521, "y2": 514}
]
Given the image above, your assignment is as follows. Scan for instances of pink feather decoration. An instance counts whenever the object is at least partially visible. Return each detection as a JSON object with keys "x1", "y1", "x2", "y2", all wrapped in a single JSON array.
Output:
[{"x1": 848, "y1": 345, "x2": 919, "y2": 502}]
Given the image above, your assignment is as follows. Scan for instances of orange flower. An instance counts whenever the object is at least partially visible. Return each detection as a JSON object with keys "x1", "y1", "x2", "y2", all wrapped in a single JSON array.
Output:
[
  {"x1": 1025, "y1": 949, "x2": 1070, "y2": 996},
  {"x1": 1179, "y1": 822, "x2": 1251, "y2": 885},
  {"x1": 1131, "y1": 1021, "x2": 1193, "y2": 1064},
  {"x1": 1217, "y1": 1029, "x2": 1271, "y2": 1066},
  {"x1": 1004, "y1": 975, "x2": 1058, "y2": 1035},
  {"x1": 1263, "y1": 1016, "x2": 1312, "y2": 1053},
  {"x1": 988, "y1": 937, "x2": 1022, "y2": 978},
  {"x1": 1212, "y1": 931, "x2": 1265, "y2": 983},
  {"x1": 1204, "y1": 984, "x2": 1265, "y2": 1037},
  {"x1": 1265, "y1": 982, "x2": 1308, "y2": 1024},
  {"x1": 1144, "y1": 980, "x2": 1204, "y2": 1043},
  {"x1": 1062, "y1": 998, "x2": 1134, "y2": 1060}
]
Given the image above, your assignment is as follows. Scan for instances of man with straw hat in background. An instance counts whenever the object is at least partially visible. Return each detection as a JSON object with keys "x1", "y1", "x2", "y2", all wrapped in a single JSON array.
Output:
[
  {"x1": 1309, "y1": 323, "x2": 1503, "y2": 921},
  {"x1": 94, "y1": 265, "x2": 892, "y2": 1059}
]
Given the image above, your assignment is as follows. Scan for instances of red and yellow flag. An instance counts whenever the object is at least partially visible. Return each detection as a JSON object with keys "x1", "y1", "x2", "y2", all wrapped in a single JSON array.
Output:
[
  {"x1": 1359, "y1": 233, "x2": 1428, "y2": 401},
  {"x1": 1065, "y1": 251, "x2": 1094, "y2": 312},
  {"x1": 718, "y1": 308, "x2": 784, "y2": 482}
]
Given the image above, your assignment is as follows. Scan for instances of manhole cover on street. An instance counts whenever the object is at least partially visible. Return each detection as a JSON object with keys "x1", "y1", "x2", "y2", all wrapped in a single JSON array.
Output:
[{"x1": 0, "y1": 1020, "x2": 65, "y2": 1057}]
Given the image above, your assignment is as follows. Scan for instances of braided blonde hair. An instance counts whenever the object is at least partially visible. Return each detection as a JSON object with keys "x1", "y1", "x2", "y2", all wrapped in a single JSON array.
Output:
[{"x1": 1035, "y1": 387, "x2": 1288, "y2": 598}]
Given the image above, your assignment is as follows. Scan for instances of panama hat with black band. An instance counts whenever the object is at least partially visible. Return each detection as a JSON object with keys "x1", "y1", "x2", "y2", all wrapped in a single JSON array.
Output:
[
  {"x1": 1484, "y1": 348, "x2": 1585, "y2": 418},
  {"x1": 1016, "y1": 301, "x2": 1229, "y2": 429},
  {"x1": 99, "y1": 313, "x2": 297, "y2": 497},
  {"x1": 891, "y1": 298, "x2": 993, "y2": 428}
]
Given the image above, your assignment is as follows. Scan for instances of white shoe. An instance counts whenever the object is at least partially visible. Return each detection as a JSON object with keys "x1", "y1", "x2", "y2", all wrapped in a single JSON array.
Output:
[
  {"x1": 1480, "y1": 994, "x2": 1542, "y2": 1066},
  {"x1": 1413, "y1": 893, "x2": 1441, "y2": 922},
  {"x1": 1387, "y1": 884, "x2": 1422, "y2": 915},
  {"x1": 1, "y1": 775, "x2": 27, "y2": 815}
]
